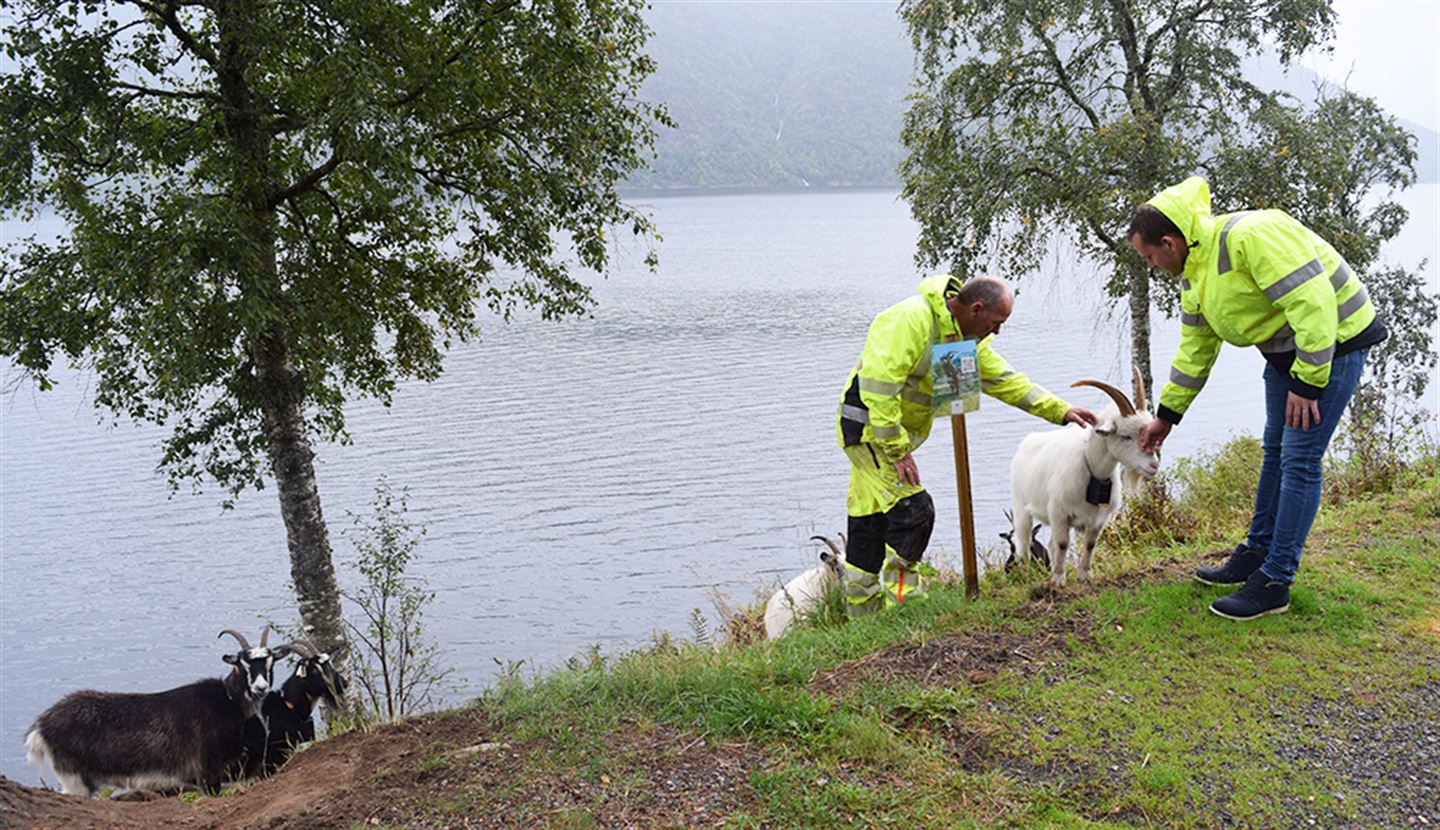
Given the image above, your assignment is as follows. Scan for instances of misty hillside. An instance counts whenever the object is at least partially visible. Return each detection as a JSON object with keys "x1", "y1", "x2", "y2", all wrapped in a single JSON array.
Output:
[
  {"x1": 628, "y1": 2, "x2": 912, "y2": 189},
  {"x1": 629, "y1": 3, "x2": 1437, "y2": 190}
]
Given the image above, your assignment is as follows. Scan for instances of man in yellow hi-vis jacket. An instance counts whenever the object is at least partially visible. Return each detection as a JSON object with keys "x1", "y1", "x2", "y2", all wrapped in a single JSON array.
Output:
[
  {"x1": 835, "y1": 275, "x2": 1098, "y2": 616},
  {"x1": 1130, "y1": 177, "x2": 1387, "y2": 621}
]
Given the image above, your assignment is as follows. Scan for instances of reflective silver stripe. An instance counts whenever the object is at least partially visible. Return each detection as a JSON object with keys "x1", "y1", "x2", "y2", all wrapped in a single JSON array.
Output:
[
  {"x1": 858, "y1": 377, "x2": 902, "y2": 396},
  {"x1": 1017, "y1": 386, "x2": 1045, "y2": 411},
  {"x1": 1330, "y1": 261, "x2": 1352, "y2": 292},
  {"x1": 1216, "y1": 212, "x2": 1255, "y2": 274},
  {"x1": 1258, "y1": 323, "x2": 1296, "y2": 353},
  {"x1": 839, "y1": 404, "x2": 870, "y2": 424},
  {"x1": 900, "y1": 388, "x2": 932, "y2": 407},
  {"x1": 1338, "y1": 284, "x2": 1370, "y2": 320},
  {"x1": 1297, "y1": 343, "x2": 1336, "y2": 366},
  {"x1": 1181, "y1": 311, "x2": 1208, "y2": 327},
  {"x1": 980, "y1": 369, "x2": 1021, "y2": 391},
  {"x1": 1169, "y1": 366, "x2": 1207, "y2": 390},
  {"x1": 870, "y1": 424, "x2": 901, "y2": 439},
  {"x1": 1263, "y1": 258, "x2": 1324, "y2": 301}
]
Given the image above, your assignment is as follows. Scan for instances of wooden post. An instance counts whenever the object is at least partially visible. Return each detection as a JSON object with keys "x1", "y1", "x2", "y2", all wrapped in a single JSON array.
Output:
[{"x1": 950, "y1": 412, "x2": 980, "y2": 599}]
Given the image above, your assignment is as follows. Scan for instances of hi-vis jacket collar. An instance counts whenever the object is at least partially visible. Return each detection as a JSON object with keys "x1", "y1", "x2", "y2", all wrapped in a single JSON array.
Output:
[
  {"x1": 1147, "y1": 176, "x2": 1215, "y2": 270},
  {"x1": 919, "y1": 273, "x2": 966, "y2": 342}
]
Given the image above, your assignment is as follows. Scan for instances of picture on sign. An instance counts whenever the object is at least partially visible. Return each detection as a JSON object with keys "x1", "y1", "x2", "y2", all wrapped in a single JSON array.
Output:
[{"x1": 932, "y1": 339, "x2": 981, "y2": 415}]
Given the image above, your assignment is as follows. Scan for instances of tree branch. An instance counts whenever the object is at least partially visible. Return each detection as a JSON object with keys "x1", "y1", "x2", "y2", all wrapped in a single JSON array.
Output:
[
  {"x1": 1027, "y1": 15, "x2": 1102, "y2": 130},
  {"x1": 112, "y1": 80, "x2": 221, "y2": 104},
  {"x1": 268, "y1": 149, "x2": 343, "y2": 209},
  {"x1": 126, "y1": 0, "x2": 220, "y2": 68}
]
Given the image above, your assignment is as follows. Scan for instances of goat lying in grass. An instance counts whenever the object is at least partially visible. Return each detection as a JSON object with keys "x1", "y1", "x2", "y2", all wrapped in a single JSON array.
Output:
[
  {"x1": 1010, "y1": 368, "x2": 1160, "y2": 589},
  {"x1": 763, "y1": 536, "x2": 845, "y2": 640}
]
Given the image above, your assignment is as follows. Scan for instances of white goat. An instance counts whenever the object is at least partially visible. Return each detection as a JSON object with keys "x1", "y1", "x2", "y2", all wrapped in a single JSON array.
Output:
[
  {"x1": 763, "y1": 536, "x2": 845, "y2": 640},
  {"x1": 1010, "y1": 369, "x2": 1160, "y2": 588}
]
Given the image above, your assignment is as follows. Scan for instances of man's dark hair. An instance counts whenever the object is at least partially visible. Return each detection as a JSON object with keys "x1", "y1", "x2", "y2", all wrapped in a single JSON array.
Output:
[
  {"x1": 955, "y1": 276, "x2": 1009, "y2": 308},
  {"x1": 1127, "y1": 204, "x2": 1185, "y2": 246}
]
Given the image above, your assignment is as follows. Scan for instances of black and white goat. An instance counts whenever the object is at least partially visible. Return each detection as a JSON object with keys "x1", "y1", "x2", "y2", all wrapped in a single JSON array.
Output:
[
  {"x1": 1010, "y1": 369, "x2": 1160, "y2": 588},
  {"x1": 242, "y1": 640, "x2": 347, "y2": 779},
  {"x1": 1000, "y1": 509, "x2": 1047, "y2": 571},
  {"x1": 24, "y1": 627, "x2": 297, "y2": 797}
]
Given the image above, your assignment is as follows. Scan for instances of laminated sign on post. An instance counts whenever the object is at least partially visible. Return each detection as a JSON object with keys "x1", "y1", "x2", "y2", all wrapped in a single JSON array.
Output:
[
  {"x1": 931, "y1": 339, "x2": 980, "y2": 416},
  {"x1": 935, "y1": 337, "x2": 982, "y2": 599}
]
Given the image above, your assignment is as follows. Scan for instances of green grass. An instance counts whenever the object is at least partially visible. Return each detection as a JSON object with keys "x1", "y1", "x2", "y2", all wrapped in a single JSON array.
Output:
[{"x1": 380, "y1": 438, "x2": 1440, "y2": 828}]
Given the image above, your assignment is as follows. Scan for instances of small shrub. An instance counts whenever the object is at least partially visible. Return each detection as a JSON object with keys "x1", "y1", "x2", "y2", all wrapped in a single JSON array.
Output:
[
  {"x1": 1166, "y1": 435, "x2": 1262, "y2": 530},
  {"x1": 340, "y1": 479, "x2": 456, "y2": 725},
  {"x1": 1325, "y1": 407, "x2": 1439, "y2": 503},
  {"x1": 1104, "y1": 477, "x2": 1200, "y2": 557}
]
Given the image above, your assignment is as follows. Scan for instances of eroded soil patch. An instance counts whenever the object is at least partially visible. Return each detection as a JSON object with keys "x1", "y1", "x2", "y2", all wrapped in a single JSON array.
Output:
[
  {"x1": 1, "y1": 711, "x2": 762, "y2": 830},
  {"x1": 810, "y1": 612, "x2": 1093, "y2": 699}
]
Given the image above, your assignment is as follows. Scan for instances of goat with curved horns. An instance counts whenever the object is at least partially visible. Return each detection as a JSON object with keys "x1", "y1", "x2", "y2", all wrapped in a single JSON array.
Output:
[
  {"x1": 25, "y1": 626, "x2": 303, "y2": 796},
  {"x1": 242, "y1": 639, "x2": 347, "y2": 779},
  {"x1": 1009, "y1": 367, "x2": 1160, "y2": 588},
  {"x1": 763, "y1": 536, "x2": 846, "y2": 640}
]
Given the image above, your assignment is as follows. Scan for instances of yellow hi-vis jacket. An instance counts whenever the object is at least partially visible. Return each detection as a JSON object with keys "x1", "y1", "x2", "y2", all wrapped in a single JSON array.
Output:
[
  {"x1": 836, "y1": 274, "x2": 1072, "y2": 463},
  {"x1": 1150, "y1": 177, "x2": 1381, "y2": 422}
]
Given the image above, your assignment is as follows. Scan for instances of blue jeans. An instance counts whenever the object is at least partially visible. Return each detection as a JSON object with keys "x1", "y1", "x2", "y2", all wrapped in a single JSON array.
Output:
[{"x1": 1246, "y1": 347, "x2": 1369, "y2": 583}]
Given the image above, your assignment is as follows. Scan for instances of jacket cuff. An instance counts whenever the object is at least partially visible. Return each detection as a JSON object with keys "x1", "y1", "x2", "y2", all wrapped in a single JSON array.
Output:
[
  {"x1": 1289, "y1": 377, "x2": 1324, "y2": 399},
  {"x1": 1157, "y1": 404, "x2": 1184, "y2": 425}
]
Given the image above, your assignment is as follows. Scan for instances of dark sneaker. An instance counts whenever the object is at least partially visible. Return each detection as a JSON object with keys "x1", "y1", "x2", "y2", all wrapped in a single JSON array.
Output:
[
  {"x1": 1194, "y1": 544, "x2": 1265, "y2": 586},
  {"x1": 1209, "y1": 571, "x2": 1290, "y2": 620}
]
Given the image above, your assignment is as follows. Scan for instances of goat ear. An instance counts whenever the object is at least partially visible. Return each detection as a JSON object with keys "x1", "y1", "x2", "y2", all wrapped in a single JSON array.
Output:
[
  {"x1": 1095, "y1": 422, "x2": 1116, "y2": 436},
  {"x1": 820, "y1": 550, "x2": 836, "y2": 565},
  {"x1": 222, "y1": 653, "x2": 240, "y2": 666}
]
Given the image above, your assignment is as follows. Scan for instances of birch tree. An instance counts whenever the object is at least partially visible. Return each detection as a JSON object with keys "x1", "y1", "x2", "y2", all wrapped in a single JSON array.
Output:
[
  {"x1": 1, "y1": 0, "x2": 668, "y2": 660},
  {"x1": 899, "y1": 0, "x2": 1335, "y2": 392}
]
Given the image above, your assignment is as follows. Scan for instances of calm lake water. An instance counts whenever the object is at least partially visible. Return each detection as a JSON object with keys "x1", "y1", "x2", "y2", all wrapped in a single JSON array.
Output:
[{"x1": 2, "y1": 186, "x2": 1436, "y2": 784}]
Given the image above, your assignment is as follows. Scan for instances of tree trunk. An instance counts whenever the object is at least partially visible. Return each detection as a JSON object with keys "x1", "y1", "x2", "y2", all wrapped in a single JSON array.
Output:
[
  {"x1": 257, "y1": 337, "x2": 349, "y2": 661},
  {"x1": 214, "y1": 0, "x2": 349, "y2": 665},
  {"x1": 1127, "y1": 262, "x2": 1153, "y2": 402}
]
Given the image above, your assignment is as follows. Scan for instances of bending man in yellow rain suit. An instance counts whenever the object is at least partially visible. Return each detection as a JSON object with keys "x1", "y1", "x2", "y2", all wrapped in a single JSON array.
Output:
[{"x1": 835, "y1": 275, "x2": 1098, "y2": 616}]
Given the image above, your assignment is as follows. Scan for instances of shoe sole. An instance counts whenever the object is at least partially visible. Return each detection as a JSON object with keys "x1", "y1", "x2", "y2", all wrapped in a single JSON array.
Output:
[
  {"x1": 1208, "y1": 603, "x2": 1290, "y2": 621},
  {"x1": 1193, "y1": 575, "x2": 1246, "y2": 586}
]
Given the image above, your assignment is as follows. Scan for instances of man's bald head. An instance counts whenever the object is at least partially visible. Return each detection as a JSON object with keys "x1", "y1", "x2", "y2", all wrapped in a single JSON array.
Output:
[
  {"x1": 956, "y1": 276, "x2": 1012, "y2": 309},
  {"x1": 947, "y1": 276, "x2": 1014, "y2": 339}
]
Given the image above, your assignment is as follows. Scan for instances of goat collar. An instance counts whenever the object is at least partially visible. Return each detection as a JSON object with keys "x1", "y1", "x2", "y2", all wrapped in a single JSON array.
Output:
[{"x1": 1082, "y1": 433, "x2": 1113, "y2": 506}]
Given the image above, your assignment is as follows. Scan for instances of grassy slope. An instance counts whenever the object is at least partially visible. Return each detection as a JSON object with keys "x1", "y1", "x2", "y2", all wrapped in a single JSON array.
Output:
[{"x1": 373, "y1": 446, "x2": 1439, "y2": 829}]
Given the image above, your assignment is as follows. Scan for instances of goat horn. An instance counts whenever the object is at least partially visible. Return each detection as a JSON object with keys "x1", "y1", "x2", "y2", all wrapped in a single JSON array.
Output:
[
  {"x1": 218, "y1": 629, "x2": 251, "y2": 650},
  {"x1": 1132, "y1": 365, "x2": 1148, "y2": 412},
  {"x1": 809, "y1": 535, "x2": 844, "y2": 559},
  {"x1": 279, "y1": 640, "x2": 319, "y2": 659},
  {"x1": 1071, "y1": 378, "x2": 1136, "y2": 417},
  {"x1": 259, "y1": 624, "x2": 272, "y2": 648}
]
